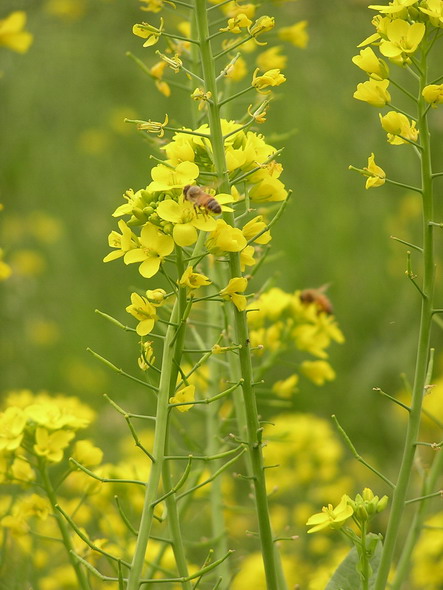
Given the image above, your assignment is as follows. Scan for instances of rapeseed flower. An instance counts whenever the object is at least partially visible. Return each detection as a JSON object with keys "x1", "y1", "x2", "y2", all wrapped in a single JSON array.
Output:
[
  {"x1": 220, "y1": 14, "x2": 252, "y2": 34},
  {"x1": 353, "y1": 78, "x2": 391, "y2": 106},
  {"x1": 157, "y1": 199, "x2": 216, "y2": 246},
  {"x1": 256, "y1": 46, "x2": 287, "y2": 71},
  {"x1": 306, "y1": 495, "x2": 353, "y2": 534},
  {"x1": 419, "y1": 0, "x2": 443, "y2": 26},
  {"x1": 379, "y1": 19, "x2": 425, "y2": 61},
  {"x1": 220, "y1": 277, "x2": 248, "y2": 311},
  {"x1": 0, "y1": 11, "x2": 33, "y2": 53},
  {"x1": 252, "y1": 68, "x2": 286, "y2": 93},
  {"x1": 301, "y1": 360, "x2": 336, "y2": 386},
  {"x1": 278, "y1": 21, "x2": 308, "y2": 48},
  {"x1": 352, "y1": 47, "x2": 389, "y2": 80},
  {"x1": 206, "y1": 220, "x2": 247, "y2": 253},
  {"x1": 148, "y1": 161, "x2": 199, "y2": 192},
  {"x1": 179, "y1": 267, "x2": 211, "y2": 289},
  {"x1": 103, "y1": 219, "x2": 137, "y2": 263},
  {"x1": 126, "y1": 292, "x2": 158, "y2": 336},
  {"x1": 422, "y1": 83, "x2": 443, "y2": 106},
  {"x1": 363, "y1": 153, "x2": 386, "y2": 188},
  {"x1": 0, "y1": 407, "x2": 27, "y2": 452},
  {"x1": 249, "y1": 16, "x2": 275, "y2": 38},
  {"x1": 169, "y1": 385, "x2": 195, "y2": 412},
  {"x1": 34, "y1": 427, "x2": 75, "y2": 463},
  {"x1": 242, "y1": 215, "x2": 272, "y2": 244},
  {"x1": 133, "y1": 19, "x2": 164, "y2": 47},
  {"x1": 123, "y1": 223, "x2": 174, "y2": 278},
  {"x1": 379, "y1": 111, "x2": 419, "y2": 144}
]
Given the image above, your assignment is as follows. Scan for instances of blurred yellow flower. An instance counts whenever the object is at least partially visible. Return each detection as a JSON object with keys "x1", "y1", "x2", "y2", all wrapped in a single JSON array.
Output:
[
  {"x1": 256, "y1": 46, "x2": 287, "y2": 71},
  {"x1": 278, "y1": 21, "x2": 309, "y2": 48},
  {"x1": 0, "y1": 407, "x2": 27, "y2": 452},
  {"x1": 34, "y1": 427, "x2": 75, "y2": 463},
  {"x1": 72, "y1": 440, "x2": 103, "y2": 467},
  {"x1": 226, "y1": 56, "x2": 248, "y2": 81},
  {"x1": 169, "y1": 385, "x2": 195, "y2": 412},
  {"x1": 0, "y1": 11, "x2": 33, "y2": 53},
  {"x1": 220, "y1": 14, "x2": 252, "y2": 34},
  {"x1": 301, "y1": 360, "x2": 336, "y2": 386},
  {"x1": 272, "y1": 374, "x2": 299, "y2": 398},
  {"x1": 249, "y1": 16, "x2": 275, "y2": 38}
]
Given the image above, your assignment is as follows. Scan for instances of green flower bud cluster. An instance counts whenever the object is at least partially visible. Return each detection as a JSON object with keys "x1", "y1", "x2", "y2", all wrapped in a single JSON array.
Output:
[{"x1": 348, "y1": 487, "x2": 389, "y2": 523}]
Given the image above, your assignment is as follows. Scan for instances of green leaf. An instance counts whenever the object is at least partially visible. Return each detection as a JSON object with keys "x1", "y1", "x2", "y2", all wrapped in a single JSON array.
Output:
[{"x1": 325, "y1": 534, "x2": 382, "y2": 590}]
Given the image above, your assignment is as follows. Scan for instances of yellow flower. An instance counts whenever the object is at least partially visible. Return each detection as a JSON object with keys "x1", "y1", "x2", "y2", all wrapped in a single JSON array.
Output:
[
  {"x1": 379, "y1": 19, "x2": 425, "y2": 61},
  {"x1": 352, "y1": 47, "x2": 389, "y2": 80},
  {"x1": 248, "y1": 174, "x2": 287, "y2": 202},
  {"x1": 10, "y1": 457, "x2": 35, "y2": 483},
  {"x1": 277, "y1": 21, "x2": 309, "y2": 48},
  {"x1": 0, "y1": 249, "x2": 12, "y2": 280},
  {"x1": 0, "y1": 407, "x2": 27, "y2": 452},
  {"x1": 256, "y1": 46, "x2": 287, "y2": 71},
  {"x1": 149, "y1": 62, "x2": 171, "y2": 97},
  {"x1": 301, "y1": 360, "x2": 336, "y2": 386},
  {"x1": 363, "y1": 153, "x2": 386, "y2": 189},
  {"x1": 242, "y1": 215, "x2": 271, "y2": 244},
  {"x1": 353, "y1": 78, "x2": 391, "y2": 107},
  {"x1": 148, "y1": 161, "x2": 199, "y2": 192},
  {"x1": 240, "y1": 245, "x2": 256, "y2": 271},
  {"x1": 0, "y1": 11, "x2": 33, "y2": 53},
  {"x1": 137, "y1": 113, "x2": 169, "y2": 138},
  {"x1": 422, "y1": 84, "x2": 443, "y2": 107},
  {"x1": 34, "y1": 427, "x2": 75, "y2": 463},
  {"x1": 103, "y1": 220, "x2": 137, "y2": 263},
  {"x1": 138, "y1": 341, "x2": 155, "y2": 371},
  {"x1": 133, "y1": 18, "x2": 164, "y2": 47},
  {"x1": 369, "y1": 0, "x2": 418, "y2": 16},
  {"x1": 206, "y1": 220, "x2": 247, "y2": 254},
  {"x1": 169, "y1": 385, "x2": 195, "y2": 412},
  {"x1": 272, "y1": 374, "x2": 299, "y2": 399},
  {"x1": 190, "y1": 87, "x2": 212, "y2": 111},
  {"x1": 179, "y1": 266, "x2": 211, "y2": 289},
  {"x1": 247, "y1": 102, "x2": 269, "y2": 124},
  {"x1": 157, "y1": 199, "x2": 216, "y2": 247},
  {"x1": 71, "y1": 440, "x2": 103, "y2": 467},
  {"x1": 379, "y1": 111, "x2": 419, "y2": 144},
  {"x1": 220, "y1": 14, "x2": 252, "y2": 34},
  {"x1": 249, "y1": 16, "x2": 275, "y2": 38},
  {"x1": 226, "y1": 56, "x2": 248, "y2": 81},
  {"x1": 306, "y1": 495, "x2": 354, "y2": 534},
  {"x1": 146, "y1": 288, "x2": 167, "y2": 305},
  {"x1": 419, "y1": 0, "x2": 443, "y2": 26},
  {"x1": 252, "y1": 68, "x2": 286, "y2": 93},
  {"x1": 220, "y1": 277, "x2": 248, "y2": 311},
  {"x1": 123, "y1": 223, "x2": 174, "y2": 278},
  {"x1": 126, "y1": 292, "x2": 158, "y2": 336}
]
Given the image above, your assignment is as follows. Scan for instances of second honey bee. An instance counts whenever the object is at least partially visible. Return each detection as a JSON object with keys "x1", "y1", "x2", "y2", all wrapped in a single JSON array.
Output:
[
  {"x1": 300, "y1": 287, "x2": 333, "y2": 315},
  {"x1": 183, "y1": 184, "x2": 222, "y2": 215}
]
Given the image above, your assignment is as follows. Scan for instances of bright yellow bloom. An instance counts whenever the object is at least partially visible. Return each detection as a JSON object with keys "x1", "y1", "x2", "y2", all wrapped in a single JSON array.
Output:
[
  {"x1": 240, "y1": 245, "x2": 256, "y2": 271},
  {"x1": 0, "y1": 12, "x2": 33, "y2": 53},
  {"x1": 301, "y1": 360, "x2": 336, "y2": 386},
  {"x1": 226, "y1": 56, "x2": 248, "y2": 81},
  {"x1": 206, "y1": 220, "x2": 247, "y2": 254},
  {"x1": 34, "y1": 427, "x2": 75, "y2": 463},
  {"x1": 420, "y1": 0, "x2": 443, "y2": 26},
  {"x1": 148, "y1": 161, "x2": 199, "y2": 192},
  {"x1": 150, "y1": 61, "x2": 171, "y2": 97},
  {"x1": 72, "y1": 440, "x2": 103, "y2": 467},
  {"x1": 352, "y1": 47, "x2": 389, "y2": 80},
  {"x1": 353, "y1": 78, "x2": 391, "y2": 107},
  {"x1": 179, "y1": 266, "x2": 211, "y2": 289},
  {"x1": 133, "y1": 18, "x2": 164, "y2": 47},
  {"x1": 222, "y1": 2, "x2": 256, "y2": 18},
  {"x1": 103, "y1": 219, "x2": 137, "y2": 263},
  {"x1": 306, "y1": 495, "x2": 353, "y2": 534},
  {"x1": 11, "y1": 457, "x2": 35, "y2": 483},
  {"x1": 369, "y1": 0, "x2": 418, "y2": 16},
  {"x1": 252, "y1": 68, "x2": 286, "y2": 93},
  {"x1": 126, "y1": 292, "x2": 158, "y2": 336},
  {"x1": 220, "y1": 14, "x2": 252, "y2": 34},
  {"x1": 123, "y1": 223, "x2": 174, "y2": 278},
  {"x1": 146, "y1": 288, "x2": 167, "y2": 305},
  {"x1": 277, "y1": 21, "x2": 309, "y2": 48},
  {"x1": 256, "y1": 46, "x2": 287, "y2": 71},
  {"x1": 248, "y1": 174, "x2": 287, "y2": 202},
  {"x1": 422, "y1": 84, "x2": 443, "y2": 107},
  {"x1": 379, "y1": 19, "x2": 425, "y2": 61},
  {"x1": 379, "y1": 111, "x2": 419, "y2": 144},
  {"x1": 169, "y1": 385, "x2": 195, "y2": 412},
  {"x1": 0, "y1": 407, "x2": 27, "y2": 452},
  {"x1": 140, "y1": 0, "x2": 171, "y2": 12},
  {"x1": 242, "y1": 215, "x2": 271, "y2": 244},
  {"x1": 249, "y1": 16, "x2": 275, "y2": 38},
  {"x1": 220, "y1": 277, "x2": 248, "y2": 311},
  {"x1": 272, "y1": 374, "x2": 299, "y2": 398},
  {"x1": 157, "y1": 199, "x2": 216, "y2": 247},
  {"x1": 363, "y1": 153, "x2": 386, "y2": 189},
  {"x1": 25, "y1": 398, "x2": 92, "y2": 430}
]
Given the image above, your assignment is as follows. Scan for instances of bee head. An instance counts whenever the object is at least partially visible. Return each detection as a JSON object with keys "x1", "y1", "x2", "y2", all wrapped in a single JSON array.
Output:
[{"x1": 183, "y1": 185, "x2": 191, "y2": 195}]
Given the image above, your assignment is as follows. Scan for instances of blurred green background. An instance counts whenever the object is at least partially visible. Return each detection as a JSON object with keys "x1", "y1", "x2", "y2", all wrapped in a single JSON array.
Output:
[{"x1": 1, "y1": 0, "x2": 443, "y2": 472}]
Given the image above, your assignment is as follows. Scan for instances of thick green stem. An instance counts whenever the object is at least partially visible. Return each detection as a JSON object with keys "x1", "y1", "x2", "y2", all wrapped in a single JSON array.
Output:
[
  {"x1": 374, "y1": 50, "x2": 435, "y2": 590},
  {"x1": 39, "y1": 461, "x2": 91, "y2": 590},
  {"x1": 194, "y1": 3, "x2": 286, "y2": 588}
]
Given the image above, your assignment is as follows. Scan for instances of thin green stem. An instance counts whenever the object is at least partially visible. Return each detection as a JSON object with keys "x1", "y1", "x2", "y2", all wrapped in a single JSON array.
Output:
[
  {"x1": 360, "y1": 522, "x2": 370, "y2": 590},
  {"x1": 374, "y1": 48, "x2": 435, "y2": 590}
]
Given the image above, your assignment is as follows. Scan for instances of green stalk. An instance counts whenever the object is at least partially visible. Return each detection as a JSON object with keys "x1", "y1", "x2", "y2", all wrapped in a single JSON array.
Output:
[
  {"x1": 38, "y1": 460, "x2": 91, "y2": 590},
  {"x1": 374, "y1": 49, "x2": 435, "y2": 590},
  {"x1": 194, "y1": 3, "x2": 285, "y2": 588},
  {"x1": 360, "y1": 523, "x2": 369, "y2": 590}
]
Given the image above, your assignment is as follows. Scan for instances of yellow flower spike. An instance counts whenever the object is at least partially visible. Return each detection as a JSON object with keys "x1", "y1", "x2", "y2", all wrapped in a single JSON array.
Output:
[
  {"x1": 123, "y1": 223, "x2": 174, "y2": 278},
  {"x1": 157, "y1": 199, "x2": 216, "y2": 247},
  {"x1": 272, "y1": 374, "x2": 299, "y2": 399},
  {"x1": 34, "y1": 427, "x2": 75, "y2": 463},
  {"x1": 126, "y1": 292, "x2": 158, "y2": 336},
  {"x1": 190, "y1": 87, "x2": 212, "y2": 111},
  {"x1": 277, "y1": 21, "x2": 309, "y2": 49},
  {"x1": 363, "y1": 153, "x2": 387, "y2": 189},
  {"x1": 0, "y1": 11, "x2": 33, "y2": 54},
  {"x1": 206, "y1": 219, "x2": 247, "y2": 254},
  {"x1": 422, "y1": 84, "x2": 443, "y2": 107},
  {"x1": 179, "y1": 266, "x2": 211, "y2": 289},
  {"x1": 306, "y1": 495, "x2": 354, "y2": 534},
  {"x1": 148, "y1": 161, "x2": 199, "y2": 192},
  {"x1": 378, "y1": 19, "x2": 425, "y2": 61},
  {"x1": 169, "y1": 384, "x2": 195, "y2": 412},
  {"x1": 352, "y1": 47, "x2": 389, "y2": 80},
  {"x1": 242, "y1": 215, "x2": 272, "y2": 244},
  {"x1": 220, "y1": 14, "x2": 253, "y2": 34},
  {"x1": 256, "y1": 46, "x2": 287, "y2": 72},
  {"x1": 220, "y1": 277, "x2": 248, "y2": 311},
  {"x1": 137, "y1": 113, "x2": 169, "y2": 138},
  {"x1": 420, "y1": 0, "x2": 443, "y2": 26},
  {"x1": 133, "y1": 18, "x2": 164, "y2": 47},
  {"x1": 0, "y1": 407, "x2": 27, "y2": 452},
  {"x1": 379, "y1": 111, "x2": 419, "y2": 145},
  {"x1": 301, "y1": 360, "x2": 336, "y2": 386},
  {"x1": 252, "y1": 68, "x2": 286, "y2": 94},
  {"x1": 353, "y1": 78, "x2": 391, "y2": 107}
]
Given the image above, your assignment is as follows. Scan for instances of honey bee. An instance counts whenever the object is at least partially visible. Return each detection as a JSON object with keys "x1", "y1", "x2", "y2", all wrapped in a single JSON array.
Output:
[
  {"x1": 183, "y1": 184, "x2": 222, "y2": 215},
  {"x1": 300, "y1": 287, "x2": 333, "y2": 315}
]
